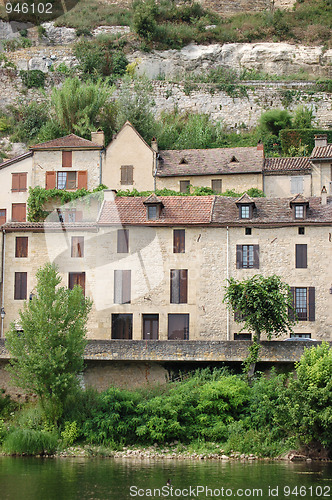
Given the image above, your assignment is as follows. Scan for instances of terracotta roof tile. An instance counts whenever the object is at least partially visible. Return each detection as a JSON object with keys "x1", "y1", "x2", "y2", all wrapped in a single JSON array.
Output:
[
  {"x1": 30, "y1": 134, "x2": 103, "y2": 150},
  {"x1": 310, "y1": 144, "x2": 332, "y2": 159},
  {"x1": 157, "y1": 147, "x2": 264, "y2": 177},
  {"x1": 263, "y1": 157, "x2": 312, "y2": 174},
  {"x1": 98, "y1": 196, "x2": 215, "y2": 225}
]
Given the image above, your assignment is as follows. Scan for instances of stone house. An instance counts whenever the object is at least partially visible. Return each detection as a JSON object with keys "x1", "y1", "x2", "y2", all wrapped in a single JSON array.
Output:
[{"x1": 1, "y1": 191, "x2": 331, "y2": 342}]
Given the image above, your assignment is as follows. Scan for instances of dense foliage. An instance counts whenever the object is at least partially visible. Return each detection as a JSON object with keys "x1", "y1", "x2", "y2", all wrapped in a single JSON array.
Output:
[{"x1": 280, "y1": 129, "x2": 332, "y2": 155}]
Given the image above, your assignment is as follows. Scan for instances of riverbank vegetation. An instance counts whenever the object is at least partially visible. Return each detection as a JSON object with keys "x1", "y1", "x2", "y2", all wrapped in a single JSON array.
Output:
[{"x1": 1, "y1": 343, "x2": 331, "y2": 458}]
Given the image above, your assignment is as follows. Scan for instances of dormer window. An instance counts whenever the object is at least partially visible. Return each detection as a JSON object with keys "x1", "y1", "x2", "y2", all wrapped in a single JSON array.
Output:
[
  {"x1": 240, "y1": 205, "x2": 250, "y2": 219},
  {"x1": 236, "y1": 193, "x2": 255, "y2": 220},
  {"x1": 143, "y1": 194, "x2": 164, "y2": 221},
  {"x1": 148, "y1": 205, "x2": 157, "y2": 220},
  {"x1": 295, "y1": 205, "x2": 304, "y2": 219},
  {"x1": 290, "y1": 194, "x2": 309, "y2": 220},
  {"x1": 230, "y1": 156, "x2": 238, "y2": 163},
  {"x1": 179, "y1": 158, "x2": 188, "y2": 164}
]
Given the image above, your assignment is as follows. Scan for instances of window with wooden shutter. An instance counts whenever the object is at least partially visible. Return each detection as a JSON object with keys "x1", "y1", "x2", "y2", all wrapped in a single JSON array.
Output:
[
  {"x1": 180, "y1": 180, "x2": 190, "y2": 193},
  {"x1": 68, "y1": 272, "x2": 86, "y2": 296},
  {"x1": 112, "y1": 314, "x2": 133, "y2": 339},
  {"x1": 170, "y1": 269, "x2": 188, "y2": 304},
  {"x1": 288, "y1": 287, "x2": 295, "y2": 321},
  {"x1": 71, "y1": 237, "x2": 84, "y2": 258},
  {"x1": 173, "y1": 229, "x2": 185, "y2": 253},
  {"x1": 308, "y1": 287, "x2": 315, "y2": 321},
  {"x1": 211, "y1": 179, "x2": 222, "y2": 193},
  {"x1": 236, "y1": 245, "x2": 259, "y2": 269},
  {"x1": 0, "y1": 209, "x2": 6, "y2": 225},
  {"x1": 295, "y1": 287, "x2": 307, "y2": 320},
  {"x1": 14, "y1": 272, "x2": 27, "y2": 300},
  {"x1": 117, "y1": 229, "x2": 129, "y2": 253},
  {"x1": 295, "y1": 244, "x2": 307, "y2": 268},
  {"x1": 168, "y1": 314, "x2": 189, "y2": 340},
  {"x1": 291, "y1": 176, "x2": 304, "y2": 194},
  {"x1": 12, "y1": 203, "x2": 26, "y2": 222},
  {"x1": 15, "y1": 237, "x2": 28, "y2": 258},
  {"x1": 114, "y1": 270, "x2": 131, "y2": 304},
  {"x1": 62, "y1": 151, "x2": 72, "y2": 168},
  {"x1": 121, "y1": 165, "x2": 133, "y2": 185},
  {"x1": 46, "y1": 171, "x2": 56, "y2": 190},
  {"x1": 77, "y1": 171, "x2": 88, "y2": 189},
  {"x1": 12, "y1": 173, "x2": 27, "y2": 192}
]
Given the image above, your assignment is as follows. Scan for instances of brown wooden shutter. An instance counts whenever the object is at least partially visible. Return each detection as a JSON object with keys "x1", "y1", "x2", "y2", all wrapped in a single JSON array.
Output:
[
  {"x1": 122, "y1": 270, "x2": 131, "y2": 304},
  {"x1": 15, "y1": 237, "x2": 28, "y2": 258},
  {"x1": 179, "y1": 269, "x2": 188, "y2": 303},
  {"x1": 12, "y1": 203, "x2": 26, "y2": 222},
  {"x1": 12, "y1": 174, "x2": 19, "y2": 191},
  {"x1": 14, "y1": 272, "x2": 27, "y2": 300},
  {"x1": 288, "y1": 287, "x2": 295, "y2": 320},
  {"x1": 19, "y1": 173, "x2": 27, "y2": 191},
  {"x1": 46, "y1": 171, "x2": 56, "y2": 190},
  {"x1": 117, "y1": 229, "x2": 129, "y2": 253},
  {"x1": 62, "y1": 151, "x2": 72, "y2": 168},
  {"x1": 253, "y1": 245, "x2": 259, "y2": 269},
  {"x1": 173, "y1": 229, "x2": 185, "y2": 253},
  {"x1": 236, "y1": 245, "x2": 242, "y2": 269},
  {"x1": 77, "y1": 171, "x2": 88, "y2": 189},
  {"x1": 308, "y1": 287, "x2": 315, "y2": 321},
  {"x1": 0, "y1": 209, "x2": 6, "y2": 225},
  {"x1": 295, "y1": 244, "x2": 307, "y2": 268}
]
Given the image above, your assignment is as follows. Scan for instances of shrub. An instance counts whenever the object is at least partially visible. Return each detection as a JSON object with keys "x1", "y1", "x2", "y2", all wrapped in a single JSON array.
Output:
[
  {"x1": 292, "y1": 105, "x2": 315, "y2": 129},
  {"x1": 259, "y1": 109, "x2": 292, "y2": 136},
  {"x1": 2, "y1": 429, "x2": 58, "y2": 455},
  {"x1": 61, "y1": 421, "x2": 79, "y2": 447},
  {"x1": 20, "y1": 70, "x2": 46, "y2": 89},
  {"x1": 133, "y1": 0, "x2": 158, "y2": 41},
  {"x1": 3, "y1": 37, "x2": 32, "y2": 52},
  {"x1": 280, "y1": 128, "x2": 332, "y2": 155},
  {"x1": 9, "y1": 101, "x2": 49, "y2": 144}
]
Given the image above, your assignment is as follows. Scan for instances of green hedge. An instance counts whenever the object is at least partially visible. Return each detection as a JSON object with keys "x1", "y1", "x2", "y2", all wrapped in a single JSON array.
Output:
[{"x1": 280, "y1": 129, "x2": 332, "y2": 155}]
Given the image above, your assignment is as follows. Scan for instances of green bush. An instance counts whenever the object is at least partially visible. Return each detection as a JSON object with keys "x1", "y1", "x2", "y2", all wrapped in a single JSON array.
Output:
[
  {"x1": 61, "y1": 421, "x2": 79, "y2": 446},
  {"x1": 20, "y1": 70, "x2": 46, "y2": 89},
  {"x1": 259, "y1": 109, "x2": 292, "y2": 136},
  {"x1": 2, "y1": 429, "x2": 58, "y2": 455},
  {"x1": 9, "y1": 101, "x2": 49, "y2": 144},
  {"x1": 280, "y1": 129, "x2": 332, "y2": 155},
  {"x1": 3, "y1": 37, "x2": 32, "y2": 52}
]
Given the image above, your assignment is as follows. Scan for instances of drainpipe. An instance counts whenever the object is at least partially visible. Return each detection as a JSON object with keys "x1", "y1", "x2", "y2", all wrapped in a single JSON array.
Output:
[
  {"x1": 1, "y1": 229, "x2": 5, "y2": 338},
  {"x1": 153, "y1": 153, "x2": 159, "y2": 192},
  {"x1": 226, "y1": 225, "x2": 230, "y2": 341},
  {"x1": 99, "y1": 149, "x2": 103, "y2": 185}
]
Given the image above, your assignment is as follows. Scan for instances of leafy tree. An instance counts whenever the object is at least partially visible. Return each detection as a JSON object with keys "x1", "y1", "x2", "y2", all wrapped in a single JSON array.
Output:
[
  {"x1": 292, "y1": 105, "x2": 314, "y2": 129},
  {"x1": 5, "y1": 263, "x2": 92, "y2": 423},
  {"x1": 9, "y1": 102, "x2": 49, "y2": 144},
  {"x1": 259, "y1": 109, "x2": 292, "y2": 136}
]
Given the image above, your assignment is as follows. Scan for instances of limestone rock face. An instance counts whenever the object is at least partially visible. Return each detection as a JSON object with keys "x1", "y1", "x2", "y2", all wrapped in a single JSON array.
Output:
[
  {"x1": 131, "y1": 43, "x2": 332, "y2": 79},
  {"x1": 41, "y1": 22, "x2": 77, "y2": 45}
]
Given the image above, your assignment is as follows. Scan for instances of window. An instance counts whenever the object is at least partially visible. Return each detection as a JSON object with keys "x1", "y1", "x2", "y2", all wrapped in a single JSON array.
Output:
[
  {"x1": 180, "y1": 180, "x2": 190, "y2": 193},
  {"x1": 234, "y1": 333, "x2": 252, "y2": 340},
  {"x1": 0, "y1": 209, "x2": 6, "y2": 225},
  {"x1": 69, "y1": 272, "x2": 85, "y2": 296},
  {"x1": 148, "y1": 206, "x2": 157, "y2": 220},
  {"x1": 170, "y1": 269, "x2": 188, "y2": 304},
  {"x1": 289, "y1": 287, "x2": 315, "y2": 321},
  {"x1": 121, "y1": 165, "x2": 133, "y2": 185},
  {"x1": 295, "y1": 244, "x2": 307, "y2": 268},
  {"x1": 46, "y1": 171, "x2": 87, "y2": 190},
  {"x1": 291, "y1": 176, "x2": 304, "y2": 194},
  {"x1": 245, "y1": 228, "x2": 252, "y2": 235},
  {"x1": 57, "y1": 171, "x2": 77, "y2": 189},
  {"x1": 71, "y1": 237, "x2": 84, "y2": 258},
  {"x1": 12, "y1": 173, "x2": 27, "y2": 192},
  {"x1": 15, "y1": 237, "x2": 28, "y2": 258},
  {"x1": 173, "y1": 229, "x2": 185, "y2": 253},
  {"x1": 117, "y1": 229, "x2": 129, "y2": 253},
  {"x1": 168, "y1": 314, "x2": 189, "y2": 340},
  {"x1": 295, "y1": 205, "x2": 304, "y2": 219},
  {"x1": 290, "y1": 333, "x2": 311, "y2": 339},
  {"x1": 212, "y1": 179, "x2": 222, "y2": 193},
  {"x1": 14, "y1": 272, "x2": 27, "y2": 300},
  {"x1": 114, "y1": 270, "x2": 131, "y2": 304},
  {"x1": 12, "y1": 203, "x2": 26, "y2": 222},
  {"x1": 236, "y1": 245, "x2": 259, "y2": 269},
  {"x1": 112, "y1": 314, "x2": 133, "y2": 339},
  {"x1": 240, "y1": 205, "x2": 250, "y2": 219},
  {"x1": 62, "y1": 151, "x2": 72, "y2": 168},
  {"x1": 298, "y1": 227, "x2": 305, "y2": 235},
  {"x1": 143, "y1": 314, "x2": 159, "y2": 340}
]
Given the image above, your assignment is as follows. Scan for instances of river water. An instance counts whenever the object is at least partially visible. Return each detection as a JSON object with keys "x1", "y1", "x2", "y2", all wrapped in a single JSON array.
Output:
[{"x1": 0, "y1": 456, "x2": 331, "y2": 500}]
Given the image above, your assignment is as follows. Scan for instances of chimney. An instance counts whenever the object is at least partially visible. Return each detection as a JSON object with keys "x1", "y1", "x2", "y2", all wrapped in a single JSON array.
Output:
[
  {"x1": 151, "y1": 137, "x2": 158, "y2": 153},
  {"x1": 257, "y1": 142, "x2": 264, "y2": 151},
  {"x1": 103, "y1": 189, "x2": 116, "y2": 202},
  {"x1": 91, "y1": 130, "x2": 105, "y2": 147},
  {"x1": 321, "y1": 186, "x2": 327, "y2": 205},
  {"x1": 314, "y1": 134, "x2": 327, "y2": 148}
]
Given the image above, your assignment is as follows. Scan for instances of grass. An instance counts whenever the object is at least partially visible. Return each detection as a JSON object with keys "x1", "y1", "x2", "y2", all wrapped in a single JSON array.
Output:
[{"x1": 2, "y1": 428, "x2": 58, "y2": 455}]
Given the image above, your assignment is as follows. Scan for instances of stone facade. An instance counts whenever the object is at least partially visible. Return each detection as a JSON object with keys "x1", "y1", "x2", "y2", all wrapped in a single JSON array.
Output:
[{"x1": 157, "y1": 172, "x2": 263, "y2": 193}]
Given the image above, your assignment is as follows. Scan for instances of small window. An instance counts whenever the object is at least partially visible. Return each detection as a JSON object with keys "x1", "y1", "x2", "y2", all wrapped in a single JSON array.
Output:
[
  {"x1": 168, "y1": 314, "x2": 189, "y2": 340},
  {"x1": 114, "y1": 270, "x2": 131, "y2": 304},
  {"x1": 236, "y1": 245, "x2": 259, "y2": 269},
  {"x1": 295, "y1": 205, "x2": 304, "y2": 219},
  {"x1": 121, "y1": 165, "x2": 133, "y2": 185},
  {"x1": 14, "y1": 272, "x2": 27, "y2": 300},
  {"x1": 57, "y1": 171, "x2": 77, "y2": 190},
  {"x1": 295, "y1": 244, "x2": 307, "y2": 269},
  {"x1": 15, "y1": 237, "x2": 28, "y2": 258},
  {"x1": 290, "y1": 333, "x2": 311, "y2": 339},
  {"x1": 173, "y1": 229, "x2": 185, "y2": 253},
  {"x1": 0, "y1": 209, "x2": 6, "y2": 225},
  {"x1": 211, "y1": 179, "x2": 222, "y2": 193},
  {"x1": 234, "y1": 333, "x2": 252, "y2": 340},
  {"x1": 245, "y1": 228, "x2": 252, "y2": 235},
  {"x1": 148, "y1": 206, "x2": 157, "y2": 220},
  {"x1": 289, "y1": 287, "x2": 315, "y2": 322},
  {"x1": 112, "y1": 313, "x2": 133, "y2": 339},
  {"x1": 180, "y1": 180, "x2": 190, "y2": 193},
  {"x1": 117, "y1": 229, "x2": 129, "y2": 253},
  {"x1": 12, "y1": 173, "x2": 27, "y2": 192},
  {"x1": 298, "y1": 227, "x2": 305, "y2": 235},
  {"x1": 62, "y1": 151, "x2": 72, "y2": 168},
  {"x1": 295, "y1": 287, "x2": 308, "y2": 320},
  {"x1": 71, "y1": 236, "x2": 84, "y2": 258},
  {"x1": 69, "y1": 272, "x2": 85, "y2": 296},
  {"x1": 240, "y1": 205, "x2": 250, "y2": 219},
  {"x1": 12, "y1": 203, "x2": 26, "y2": 222},
  {"x1": 170, "y1": 269, "x2": 188, "y2": 304}
]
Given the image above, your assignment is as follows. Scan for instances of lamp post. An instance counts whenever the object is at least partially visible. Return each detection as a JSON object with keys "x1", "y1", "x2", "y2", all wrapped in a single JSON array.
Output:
[{"x1": 0, "y1": 307, "x2": 5, "y2": 338}]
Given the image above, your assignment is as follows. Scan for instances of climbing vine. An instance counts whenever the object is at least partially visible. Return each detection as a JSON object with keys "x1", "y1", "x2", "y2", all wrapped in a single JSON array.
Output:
[{"x1": 27, "y1": 185, "x2": 107, "y2": 222}]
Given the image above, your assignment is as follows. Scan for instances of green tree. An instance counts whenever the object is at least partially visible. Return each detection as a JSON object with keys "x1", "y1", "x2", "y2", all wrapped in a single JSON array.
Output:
[
  {"x1": 5, "y1": 263, "x2": 92, "y2": 423},
  {"x1": 292, "y1": 105, "x2": 314, "y2": 129},
  {"x1": 133, "y1": 0, "x2": 158, "y2": 41},
  {"x1": 259, "y1": 109, "x2": 292, "y2": 136},
  {"x1": 9, "y1": 102, "x2": 49, "y2": 144}
]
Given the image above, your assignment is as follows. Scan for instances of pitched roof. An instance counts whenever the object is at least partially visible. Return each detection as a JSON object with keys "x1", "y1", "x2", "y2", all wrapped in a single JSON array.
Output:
[
  {"x1": 98, "y1": 196, "x2": 215, "y2": 226},
  {"x1": 157, "y1": 147, "x2": 264, "y2": 177},
  {"x1": 289, "y1": 193, "x2": 309, "y2": 205},
  {"x1": 109, "y1": 121, "x2": 154, "y2": 152},
  {"x1": 212, "y1": 196, "x2": 332, "y2": 226},
  {"x1": 310, "y1": 144, "x2": 332, "y2": 159},
  {"x1": 263, "y1": 157, "x2": 312, "y2": 174},
  {"x1": 30, "y1": 134, "x2": 103, "y2": 150},
  {"x1": 1, "y1": 222, "x2": 97, "y2": 231},
  {"x1": 0, "y1": 151, "x2": 33, "y2": 170},
  {"x1": 236, "y1": 193, "x2": 255, "y2": 205}
]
